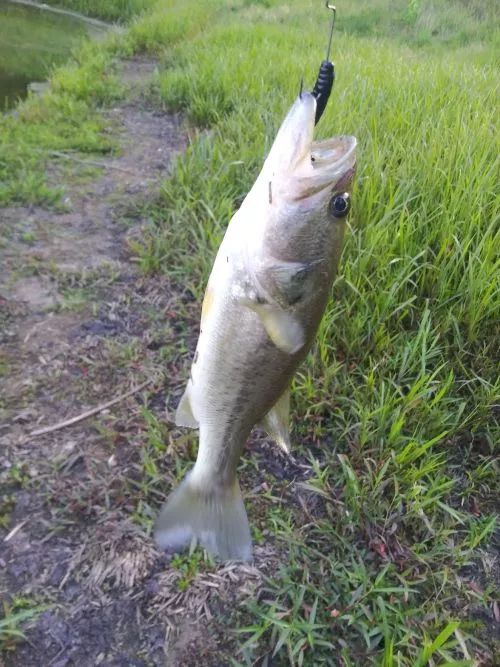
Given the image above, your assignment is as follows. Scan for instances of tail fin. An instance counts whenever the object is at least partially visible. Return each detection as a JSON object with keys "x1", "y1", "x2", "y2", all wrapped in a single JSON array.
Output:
[{"x1": 154, "y1": 473, "x2": 253, "y2": 562}]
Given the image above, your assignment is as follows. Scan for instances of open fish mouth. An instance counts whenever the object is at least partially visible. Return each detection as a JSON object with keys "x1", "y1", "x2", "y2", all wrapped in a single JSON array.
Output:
[
  {"x1": 311, "y1": 135, "x2": 357, "y2": 173},
  {"x1": 309, "y1": 135, "x2": 357, "y2": 191},
  {"x1": 263, "y1": 92, "x2": 356, "y2": 198},
  {"x1": 290, "y1": 132, "x2": 357, "y2": 201}
]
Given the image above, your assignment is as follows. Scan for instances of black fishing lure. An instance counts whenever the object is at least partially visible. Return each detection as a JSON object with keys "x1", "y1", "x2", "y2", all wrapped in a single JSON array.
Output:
[{"x1": 312, "y1": 59, "x2": 335, "y2": 125}]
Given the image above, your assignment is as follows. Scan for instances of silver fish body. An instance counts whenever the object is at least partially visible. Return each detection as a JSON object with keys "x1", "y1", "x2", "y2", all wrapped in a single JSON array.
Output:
[{"x1": 155, "y1": 92, "x2": 356, "y2": 561}]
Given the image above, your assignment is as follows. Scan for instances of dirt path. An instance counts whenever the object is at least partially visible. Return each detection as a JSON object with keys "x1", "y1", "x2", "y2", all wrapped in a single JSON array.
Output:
[{"x1": 0, "y1": 59, "x2": 286, "y2": 666}]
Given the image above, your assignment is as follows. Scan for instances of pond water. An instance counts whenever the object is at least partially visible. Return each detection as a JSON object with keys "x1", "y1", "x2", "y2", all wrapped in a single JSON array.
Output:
[{"x1": 0, "y1": 1, "x2": 107, "y2": 111}]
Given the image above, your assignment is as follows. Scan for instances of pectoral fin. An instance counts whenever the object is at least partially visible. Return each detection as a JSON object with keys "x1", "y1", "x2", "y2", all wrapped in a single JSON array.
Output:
[
  {"x1": 257, "y1": 389, "x2": 291, "y2": 453},
  {"x1": 175, "y1": 386, "x2": 199, "y2": 429},
  {"x1": 250, "y1": 302, "x2": 305, "y2": 353},
  {"x1": 235, "y1": 271, "x2": 306, "y2": 353}
]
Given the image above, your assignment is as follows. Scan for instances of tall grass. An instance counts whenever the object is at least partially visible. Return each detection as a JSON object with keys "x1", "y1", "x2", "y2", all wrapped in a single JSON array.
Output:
[{"x1": 124, "y1": 1, "x2": 499, "y2": 663}]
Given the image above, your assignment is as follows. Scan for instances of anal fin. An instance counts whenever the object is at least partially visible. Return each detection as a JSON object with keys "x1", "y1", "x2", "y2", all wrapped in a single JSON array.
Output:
[{"x1": 257, "y1": 388, "x2": 291, "y2": 454}]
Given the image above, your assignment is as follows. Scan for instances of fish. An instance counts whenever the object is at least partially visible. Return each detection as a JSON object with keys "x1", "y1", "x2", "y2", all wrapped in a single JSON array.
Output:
[{"x1": 155, "y1": 88, "x2": 357, "y2": 562}]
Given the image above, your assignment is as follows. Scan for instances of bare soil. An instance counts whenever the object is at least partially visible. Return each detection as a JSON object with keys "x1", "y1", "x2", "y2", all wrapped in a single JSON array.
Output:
[{"x1": 0, "y1": 59, "x2": 285, "y2": 667}]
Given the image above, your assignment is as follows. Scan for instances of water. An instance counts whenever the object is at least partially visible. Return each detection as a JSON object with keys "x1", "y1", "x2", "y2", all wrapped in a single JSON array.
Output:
[{"x1": 0, "y1": 1, "x2": 107, "y2": 111}]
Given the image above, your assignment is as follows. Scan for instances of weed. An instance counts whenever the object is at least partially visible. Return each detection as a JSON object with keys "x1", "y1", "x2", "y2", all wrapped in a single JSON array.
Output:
[
  {"x1": 0, "y1": 353, "x2": 10, "y2": 378},
  {"x1": 171, "y1": 551, "x2": 206, "y2": 591},
  {"x1": 5, "y1": 464, "x2": 30, "y2": 488},
  {"x1": 0, "y1": 602, "x2": 50, "y2": 652},
  {"x1": 20, "y1": 231, "x2": 36, "y2": 245},
  {"x1": 0, "y1": 496, "x2": 16, "y2": 530}
]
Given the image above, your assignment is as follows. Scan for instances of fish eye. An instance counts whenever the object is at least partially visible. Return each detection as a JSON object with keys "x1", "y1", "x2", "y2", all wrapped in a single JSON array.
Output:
[{"x1": 329, "y1": 192, "x2": 350, "y2": 218}]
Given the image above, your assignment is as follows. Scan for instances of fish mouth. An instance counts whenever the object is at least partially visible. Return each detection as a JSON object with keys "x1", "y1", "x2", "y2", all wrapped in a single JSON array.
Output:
[
  {"x1": 263, "y1": 92, "x2": 356, "y2": 197},
  {"x1": 290, "y1": 111, "x2": 357, "y2": 200},
  {"x1": 309, "y1": 135, "x2": 357, "y2": 191}
]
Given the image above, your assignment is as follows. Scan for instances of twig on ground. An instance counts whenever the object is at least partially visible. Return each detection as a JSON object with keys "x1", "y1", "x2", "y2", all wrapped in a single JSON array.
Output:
[
  {"x1": 4, "y1": 520, "x2": 28, "y2": 543},
  {"x1": 29, "y1": 379, "x2": 152, "y2": 437},
  {"x1": 49, "y1": 150, "x2": 154, "y2": 178}
]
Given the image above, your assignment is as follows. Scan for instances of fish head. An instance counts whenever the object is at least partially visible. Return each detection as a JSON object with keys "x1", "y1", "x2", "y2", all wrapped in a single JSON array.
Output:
[{"x1": 257, "y1": 91, "x2": 357, "y2": 262}]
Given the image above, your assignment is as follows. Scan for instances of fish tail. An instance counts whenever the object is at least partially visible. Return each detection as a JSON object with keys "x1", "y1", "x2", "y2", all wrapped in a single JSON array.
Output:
[{"x1": 154, "y1": 473, "x2": 252, "y2": 562}]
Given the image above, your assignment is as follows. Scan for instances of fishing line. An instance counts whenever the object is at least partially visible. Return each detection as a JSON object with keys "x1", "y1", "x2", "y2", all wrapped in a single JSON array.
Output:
[{"x1": 311, "y1": 2, "x2": 336, "y2": 125}]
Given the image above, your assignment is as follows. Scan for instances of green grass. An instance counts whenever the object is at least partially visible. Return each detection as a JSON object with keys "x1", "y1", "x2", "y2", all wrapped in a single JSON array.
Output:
[
  {"x1": 0, "y1": 602, "x2": 50, "y2": 652},
  {"x1": 337, "y1": 0, "x2": 499, "y2": 55},
  {"x1": 125, "y1": 2, "x2": 499, "y2": 664},
  {"x1": 0, "y1": 0, "x2": 223, "y2": 204},
  {"x1": 0, "y1": 40, "x2": 122, "y2": 204},
  {"x1": 1, "y1": 0, "x2": 499, "y2": 665}
]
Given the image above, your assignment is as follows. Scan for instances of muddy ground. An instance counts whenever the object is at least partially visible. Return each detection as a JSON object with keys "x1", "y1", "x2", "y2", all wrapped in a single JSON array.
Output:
[{"x1": 0, "y1": 59, "x2": 296, "y2": 666}]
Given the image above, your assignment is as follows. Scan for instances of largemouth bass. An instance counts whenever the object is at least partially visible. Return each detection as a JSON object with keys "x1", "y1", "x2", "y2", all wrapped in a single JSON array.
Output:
[{"x1": 155, "y1": 90, "x2": 356, "y2": 562}]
